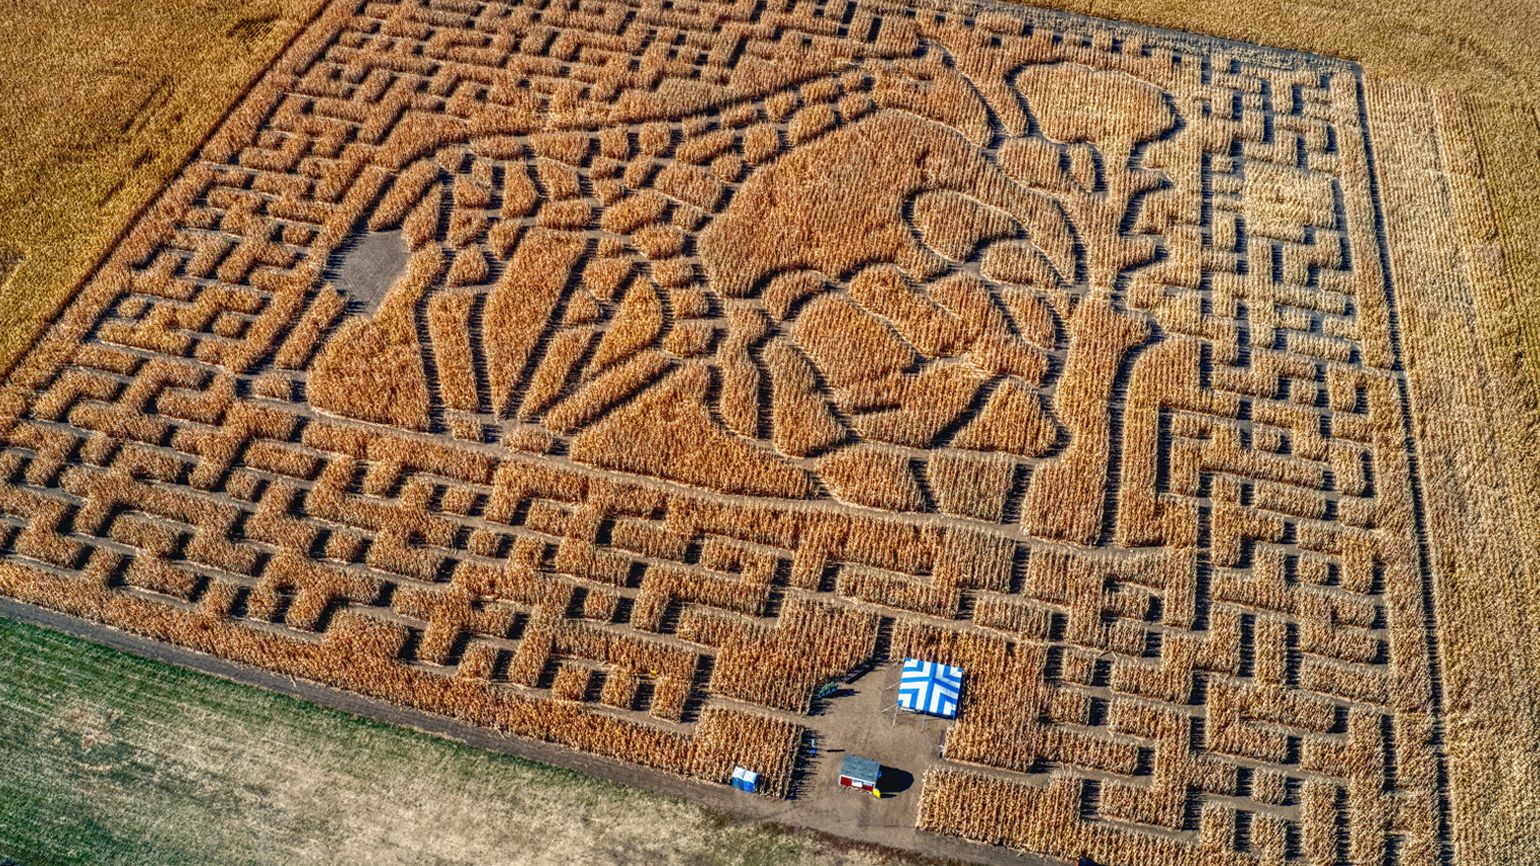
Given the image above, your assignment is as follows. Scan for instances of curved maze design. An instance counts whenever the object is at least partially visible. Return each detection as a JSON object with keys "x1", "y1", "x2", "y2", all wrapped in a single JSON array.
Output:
[{"x1": 0, "y1": 0, "x2": 1450, "y2": 863}]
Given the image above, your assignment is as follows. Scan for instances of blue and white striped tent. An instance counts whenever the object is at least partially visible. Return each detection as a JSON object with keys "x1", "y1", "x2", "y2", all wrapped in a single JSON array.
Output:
[{"x1": 897, "y1": 658, "x2": 964, "y2": 718}]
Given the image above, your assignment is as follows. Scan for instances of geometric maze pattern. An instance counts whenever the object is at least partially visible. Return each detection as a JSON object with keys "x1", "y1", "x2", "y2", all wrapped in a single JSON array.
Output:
[{"x1": 0, "y1": 0, "x2": 1448, "y2": 863}]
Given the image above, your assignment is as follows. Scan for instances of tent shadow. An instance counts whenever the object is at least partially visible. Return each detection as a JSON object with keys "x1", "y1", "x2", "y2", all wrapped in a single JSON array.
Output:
[{"x1": 876, "y1": 766, "x2": 914, "y2": 797}]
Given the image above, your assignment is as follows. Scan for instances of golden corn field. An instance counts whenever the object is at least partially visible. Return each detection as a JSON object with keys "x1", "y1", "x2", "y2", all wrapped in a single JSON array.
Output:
[{"x1": 1, "y1": 0, "x2": 1531, "y2": 862}]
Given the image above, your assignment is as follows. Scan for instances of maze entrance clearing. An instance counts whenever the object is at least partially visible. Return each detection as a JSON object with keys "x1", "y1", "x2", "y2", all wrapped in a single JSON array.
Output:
[{"x1": 0, "y1": 0, "x2": 1449, "y2": 864}]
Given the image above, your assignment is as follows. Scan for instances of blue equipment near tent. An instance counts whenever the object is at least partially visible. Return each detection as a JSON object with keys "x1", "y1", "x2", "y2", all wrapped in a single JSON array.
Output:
[
  {"x1": 897, "y1": 658, "x2": 964, "y2": 719},
  {"x1": 730, "y1": 766, "x2": 759, "y2": 793}
]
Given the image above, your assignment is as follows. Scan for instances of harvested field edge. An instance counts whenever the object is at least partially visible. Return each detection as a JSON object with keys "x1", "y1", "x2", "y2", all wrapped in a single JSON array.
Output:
[
  {"x1": 0, "y1": 0, "x2": 335, "y2": 387},
  {"x1": 0, "y1": 0, "x2": 352, "y2": 405},
  {"x1": 1364, "y1": 77, "x2": 1540, "y2": 866},
  {"x1": 1348, "y1": 75, "x2": 1454, "y2": 861}
]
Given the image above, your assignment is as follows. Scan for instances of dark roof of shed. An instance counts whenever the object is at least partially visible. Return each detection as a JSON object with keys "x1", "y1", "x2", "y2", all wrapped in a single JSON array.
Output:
[{"x1": 839, "y1": 754, "x2": 880, "y2": 781}]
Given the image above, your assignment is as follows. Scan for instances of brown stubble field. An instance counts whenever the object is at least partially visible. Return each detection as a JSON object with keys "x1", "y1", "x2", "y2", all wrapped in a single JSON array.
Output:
[
  {"x1": 0, "y1": 0, "x2": 331, "y2": 373},
  {"x1": 1363, "y1": 83, "x2": 1540, "y2": 862},
  {"x1": 0, "y1": 0, "x2": 1537, "y2": 865}
]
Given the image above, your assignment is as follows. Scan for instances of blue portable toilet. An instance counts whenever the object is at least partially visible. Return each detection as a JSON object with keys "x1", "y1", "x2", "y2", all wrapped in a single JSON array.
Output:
[{"x1": 730, "y1": 766, "x2": 759, "y2": 793}]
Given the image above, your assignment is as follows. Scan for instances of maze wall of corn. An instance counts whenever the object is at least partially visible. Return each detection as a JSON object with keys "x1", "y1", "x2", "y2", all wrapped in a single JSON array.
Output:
[{"x1": 0, "y1": 0, "x2": 1479, "y2": 863}]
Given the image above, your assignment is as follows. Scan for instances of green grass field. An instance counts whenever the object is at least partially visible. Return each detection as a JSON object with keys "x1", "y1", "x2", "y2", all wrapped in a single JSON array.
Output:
[{"x1": 0, "y1": 617, "x2": 905, "y2": 866}]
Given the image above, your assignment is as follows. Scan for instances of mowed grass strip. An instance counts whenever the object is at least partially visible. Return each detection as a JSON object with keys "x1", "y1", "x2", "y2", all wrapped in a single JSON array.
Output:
[{"x1": 0, "y1": 617, "x2": 904, "y2": 866}]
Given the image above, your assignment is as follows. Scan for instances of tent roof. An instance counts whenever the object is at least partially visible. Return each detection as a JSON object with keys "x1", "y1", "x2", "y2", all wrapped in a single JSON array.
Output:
[
  {"x1": 839, "y1": 754, "x2": 880, "y2": 782},
  {"x1": 898, "y1": 657, "x2": 964, "y2": 718}
]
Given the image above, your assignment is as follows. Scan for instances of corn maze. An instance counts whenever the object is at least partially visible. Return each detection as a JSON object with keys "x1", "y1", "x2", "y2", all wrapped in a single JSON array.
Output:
[{"x1": 0, "y1": 0, "x2": 1452, "y2": 863}]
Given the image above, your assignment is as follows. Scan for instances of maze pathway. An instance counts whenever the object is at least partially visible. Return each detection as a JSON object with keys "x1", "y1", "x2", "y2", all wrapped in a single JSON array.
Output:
[{"x1": 0, "y1": 0, "x2": 1452, "y2": 863}]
